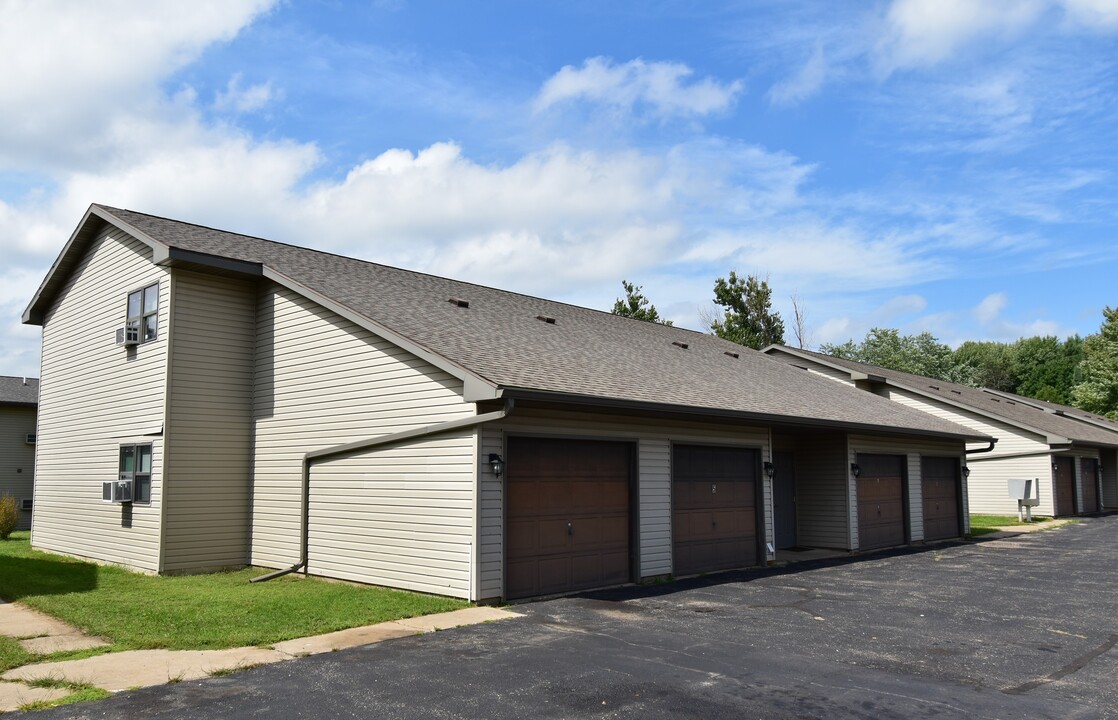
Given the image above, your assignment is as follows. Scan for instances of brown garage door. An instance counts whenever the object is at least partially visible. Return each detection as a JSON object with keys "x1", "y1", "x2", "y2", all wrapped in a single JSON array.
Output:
[
  {"x1": 1054, "y1": 456, "x2": 1076, "y2": 517},
  {"x1": 1081, "y1": 458, "x2": 1100, "y2": 514},
  {"x1": 505, "y1": 437, "x2": 631, "y2": 599},
  {"x1": 672, "y1": 444, "x2": 759, "y2": 576},
  {"x1": 921, "y1": 457, "x2": 961, "y2": 541},
  {"x1": 857, "y1": 454, "x2": 906, "y2": 551}
]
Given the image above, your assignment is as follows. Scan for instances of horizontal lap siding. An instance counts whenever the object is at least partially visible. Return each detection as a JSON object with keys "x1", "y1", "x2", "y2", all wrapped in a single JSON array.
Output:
[
  {"x1": 883, "y1": 388, "x2": 1049, "y2": 517},
  {"x1": 162, "y1": 271, "x2": 255, "y2": 572},
  {"x1": 32, "y1": 230, "x2": 168, "y2": 571},
  {"x1": 476, "y1": 408, "x2": 770, "y2": 599},
  {"x1": 0, "y1": 406, "x2": 36, "y2": 530},
  {"x1": 251, "y1": 284, "x2": 474, "y2": 592},
  {"x1": 788, "y1": 432, "x2": 849, "y2": 549},
  {"x1": 307, "y1": 431, "x2": 476, "y2": 597}
]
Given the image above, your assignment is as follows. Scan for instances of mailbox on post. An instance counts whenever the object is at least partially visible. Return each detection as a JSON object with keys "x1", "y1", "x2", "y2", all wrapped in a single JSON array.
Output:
[{"x1": 1007, "y1": 478, "x2": 1039, "y2": 521}]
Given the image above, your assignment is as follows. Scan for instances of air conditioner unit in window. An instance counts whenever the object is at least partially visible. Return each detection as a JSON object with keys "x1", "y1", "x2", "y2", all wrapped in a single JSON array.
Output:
[
  {"x1": 115, "y1": 326, "x2": 140, "y2": 347},
  {"x1": 25, "y1": 433, "x2": 35, "y2": 445},
  {"x1": 102, "y1": 479, "x2": 134, "y2": 504},
  {"x1": 19, "y1": 498, "x2": 32, "y2": 511}
]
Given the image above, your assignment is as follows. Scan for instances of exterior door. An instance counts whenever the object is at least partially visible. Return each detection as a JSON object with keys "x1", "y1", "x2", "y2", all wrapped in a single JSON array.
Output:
[
  {"x1": 672, "y1": 444, "x2": 759, "y2": 576},
  {"x1": 1053, "y1": 456, "x2": 1076, "y2": 517},
  {"x1": 505, "y1": 437, "x2": 632, "y2": 600},
  {"x1": 856, "y1": 454, "x2": 906, "y2": 551},
  {"x1": 1081, "y1": 458, "x2": 1100, "y2": 514},
  {"x1": 921, "y1": 457, "x2": 961, "y2": 541},
  {"x1": 773, "y1": 451, "x2": 798, "y2": 549}
]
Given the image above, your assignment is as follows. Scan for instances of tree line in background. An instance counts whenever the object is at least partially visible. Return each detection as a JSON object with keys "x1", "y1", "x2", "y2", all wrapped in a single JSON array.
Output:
[{"x1": 610, "y1": 275, "x2": 1118, "y2": 419}]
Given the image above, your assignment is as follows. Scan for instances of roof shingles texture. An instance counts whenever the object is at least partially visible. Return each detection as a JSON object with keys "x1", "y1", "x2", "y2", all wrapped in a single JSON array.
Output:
[
  {"x1": 100, "y1": 206, "x2": 985, "y2": 439},
  {"x1": 0, "y1": 376, "x2": 38, "y2": 405},
  {"x1": 775, "y1": 347, "x2": 1118, "y2": 448}
]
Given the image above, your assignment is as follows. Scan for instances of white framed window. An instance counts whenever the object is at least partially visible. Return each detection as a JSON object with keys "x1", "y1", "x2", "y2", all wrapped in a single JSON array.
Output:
[
  {"x1": 126, "y1": 283, "x2": 159, "y2": 343},
  {"x1": 119, "y1": 444, "x2": 152, "y2": 504}
]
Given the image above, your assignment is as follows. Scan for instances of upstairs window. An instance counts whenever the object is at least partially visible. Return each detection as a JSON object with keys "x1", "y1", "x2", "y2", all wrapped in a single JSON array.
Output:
[
  {"x1": 126, "y1": 283, "x2": 159, "y2": 343},
  {"x1": 119, "y1": 443, "x2": 153, "y2": 504}
]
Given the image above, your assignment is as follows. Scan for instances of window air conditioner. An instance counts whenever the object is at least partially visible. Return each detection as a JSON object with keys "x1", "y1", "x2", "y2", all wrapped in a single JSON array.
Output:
[
  {"x1": 102, "y1": 479, "x2": 134, "y2": 504},
  {"x1": 25, "y1": 433, "x2": 35, "y2": 445},
  {"x1": 115, "y1": 326, "x2": 140, "y2": 347},
  {"x1": 19, "y1": 498, "x2": 32, "y2": 511}
]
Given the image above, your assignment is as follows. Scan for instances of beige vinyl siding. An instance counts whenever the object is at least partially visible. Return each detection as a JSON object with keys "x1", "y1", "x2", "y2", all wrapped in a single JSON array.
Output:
[
  {"x1": 849, "y1": 434, "x2": 965, "y2": 546},
  {"x1": 32, "y1": 229, "x2": 168, "y2": 571},
  {"x1": 1102, "y1": 448, "x2": 1118, "y2": 508},
  {"x1": 0, "y1": 406, "x2": 37, "y2": 530},
  {"x1": 478, "y1": 426, "x2": 505, "y2": 601},
  {"x1": 766, "y1": 351, "x2": 856, "y2": 386},
  {"x1": 476, "y1": 407, "x2": 770, "y2": 598},
  {"x1": 968, "y1": 454, "x2": 1052, "y2": 515},
  {"x1": 638, "y1": 437, "x2": 672, "y2": 577},
  {"x1": 305, "y1": 430, "x2": 476, "y2": 597},
  {"x1": 787, "y1": 431, "x2": 850, "y2": 549},
  {"x1": 161, "y1": 271, "x2": 255, "y2": 572},
  {"x1": 250, "y1": 283, "x2": 473, "y2": 579}
]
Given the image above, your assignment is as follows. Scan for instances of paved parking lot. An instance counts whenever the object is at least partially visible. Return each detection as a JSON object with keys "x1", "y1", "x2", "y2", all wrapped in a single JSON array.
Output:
[{"x1": 28, "y1": 516, "x2": 1118, "y2": 719}]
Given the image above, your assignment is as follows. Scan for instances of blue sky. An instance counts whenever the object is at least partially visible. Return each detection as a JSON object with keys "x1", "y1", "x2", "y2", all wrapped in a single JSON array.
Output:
[{"x1": 3, "y1": 0, "x2": 1118, "y2": 377}]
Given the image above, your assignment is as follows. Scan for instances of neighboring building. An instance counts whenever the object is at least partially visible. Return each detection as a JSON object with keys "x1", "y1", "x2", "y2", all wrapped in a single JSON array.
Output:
[
  {"x1": 0, "y1": 376, "x2": 38, "y2": 530},
  {"x1": 762, "y1": 345, "x2": 1118, "y2": 517},
  {"x1": 22, "y1": 205, "x2": 990, "y2": 601}
]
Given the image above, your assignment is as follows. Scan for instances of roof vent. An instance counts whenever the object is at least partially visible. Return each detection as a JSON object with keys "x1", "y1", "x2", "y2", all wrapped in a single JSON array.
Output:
[
  {"x1": 535, "y1": 315, "x2": 556, "y2": 324},
  {"x1": 448, "y1": 298, "x2": 469, "y2": 308},
  {"x1": 928, "y1": 384, "x2": 940, "y2": 390},
  {"x1": 724, "y1": 351, "x2": 739, "y2": 359},
  {"x1": 951, "y1": 390, "x2": 961, "y2": 395},
  {"x1": 672, "y1": 341, "x2": 689, "y2": 350}
]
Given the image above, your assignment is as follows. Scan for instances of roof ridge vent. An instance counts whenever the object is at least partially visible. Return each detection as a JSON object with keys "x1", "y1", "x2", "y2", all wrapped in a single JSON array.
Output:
[
  {"x1": 448, "y1": 297, "x2": 469, "y2": 308},
  {"x1": 724, "y1": 351, "x2": 739, "y2": 358},
  {"x1": 672, "y1": 341, "x2": 689, "y2": 349},
  {"x1": 535, "y1": 315, "x2": 556, "y2": 324}
]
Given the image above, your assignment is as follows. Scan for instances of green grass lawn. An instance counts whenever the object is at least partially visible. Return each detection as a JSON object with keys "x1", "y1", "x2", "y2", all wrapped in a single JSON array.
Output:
[
  {"x1": 968, "y1": 513, "x2": 1050, "y2": 537},
  {"x1": 0, "y1": 532, "x2": 468, "y2": 651}
]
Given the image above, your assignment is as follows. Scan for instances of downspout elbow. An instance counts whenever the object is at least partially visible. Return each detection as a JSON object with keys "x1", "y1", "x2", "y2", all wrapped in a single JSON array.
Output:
[{"x1": 965, "y1": 439, "x2": 997, "y2": 455}]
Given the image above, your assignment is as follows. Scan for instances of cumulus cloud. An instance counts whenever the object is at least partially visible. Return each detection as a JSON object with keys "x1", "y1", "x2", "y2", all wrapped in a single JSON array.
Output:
[
  {"x1": 534, "y1": 57, "x2": 743, "y2": 118},
  {"x1": 0, "y1": 0, "x2": 275, "y2": 172},
  {"x1": 973, "y1": 292, "x2": 1008, "y2": 325},
  {"x1": 213, "y1": 74, "x2": 278, "y2": 113}
]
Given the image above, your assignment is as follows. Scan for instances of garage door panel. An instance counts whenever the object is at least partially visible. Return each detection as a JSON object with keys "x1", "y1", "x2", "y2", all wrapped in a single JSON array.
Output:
[
  {"x1": 1082, "y1": 459, "x2": 1100, "y2": 514},
  {"x1": 1054, "y1": 457, "x2": 1076, "y2": 516},
  {"x1": 921, "y1": 457, "x2": 960, "y2": 541},
  {"x1": 506, "y1": 438, "x2": 632, "y2": 599},
  {"x1": 857, "y1": 454, "x2": 906, "y2": 551},
  {"x1": 673, "y1": 445, "x2": 759, "y2": 576}
]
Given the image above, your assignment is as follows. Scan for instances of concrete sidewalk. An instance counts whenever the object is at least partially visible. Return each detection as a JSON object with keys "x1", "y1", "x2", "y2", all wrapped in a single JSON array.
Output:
[{"x1": 0, "y1": 605, "x2": 518, "y2": 711}]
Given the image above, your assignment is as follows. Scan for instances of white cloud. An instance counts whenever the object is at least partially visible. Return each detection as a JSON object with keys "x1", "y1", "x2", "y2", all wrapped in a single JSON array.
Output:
[
  {"x1": 877, "y1": 0, "x2": 1046, "y2": 71},
  {"x1": 973, "y1": 292, "x2": 1008, "y2": 325},
  {"x1": 534, "y1": 57, "x2": 743, "y2": 118},
  {"x1": 0, "y1": 0, "x2": 274, "y2": 172},
  {"x1": 213, "y1": 74, "x2": 278, "y2": 113},
  {"x1": 768, "y1": 44, "x2": 828, "y2": 106},
  {"x1": 1061, "y1": 0, "x2": 1118, "y2": 27}
]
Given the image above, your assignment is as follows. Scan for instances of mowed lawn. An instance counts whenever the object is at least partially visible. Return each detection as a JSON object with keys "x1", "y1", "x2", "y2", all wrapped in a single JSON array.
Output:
[{"x1": 0, "y1": 532, "x2": 468, "y2": 652}]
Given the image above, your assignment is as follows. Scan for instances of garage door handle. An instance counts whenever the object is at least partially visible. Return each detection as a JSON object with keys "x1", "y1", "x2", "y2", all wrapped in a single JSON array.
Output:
[{"x1": 568, "y1": 522, "x2": 573, "y2": 536}]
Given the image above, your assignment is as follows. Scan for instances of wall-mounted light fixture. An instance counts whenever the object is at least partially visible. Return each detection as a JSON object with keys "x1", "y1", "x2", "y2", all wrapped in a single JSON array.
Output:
[
  {"x1": 850, "y1": 463, "x2": 861, "y2": 478},
  {"x1": 963, "y1": 466, "x2": 971, "y2": 478},
  {"x1": 488, "y1": 453, "x2": 505, "y2": 478},
  {"x1": 1053, "y1": 461, "x2": 1060, "y2": 473},
  {"x1": 763, "y1": 461, "x2": 775, "y2": 479}
]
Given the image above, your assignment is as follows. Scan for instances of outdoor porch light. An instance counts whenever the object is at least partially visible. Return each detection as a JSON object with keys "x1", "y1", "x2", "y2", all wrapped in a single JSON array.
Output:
[
  {"x1": 963, "y1": 466, "x2": 971, "y2": 478},
  {"x1": 850, "y1": 463, "x2": 861, "y2": 478},
  {"x1": 763, "y1": 461, "x2": 775, "y2": 478},
  {"x1": 488, "y1": 453, "x2": 505, "y2": 478}
]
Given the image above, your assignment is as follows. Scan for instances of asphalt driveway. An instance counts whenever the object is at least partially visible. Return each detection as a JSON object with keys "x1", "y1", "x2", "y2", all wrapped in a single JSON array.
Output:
[{"x1": 26, "y1": 516, "x2": 1118, "y2": 719}]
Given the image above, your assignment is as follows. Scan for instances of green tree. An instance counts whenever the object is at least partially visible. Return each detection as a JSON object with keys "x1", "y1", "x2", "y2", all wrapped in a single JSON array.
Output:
[
  {"x1": 1072, "y1": 307, "x2": 1118, "y2": 418},
  {"x1": 708, "y1": 271, "x2": 785, "y2": 349},
  {"x1": 1014, "y1": 335, "x2": 1082, "y2": 404},
  {"x1": 954, "y1": 340, "x2": 1017, "y2": 391},
  {"x1": 611, "y1": 280, "x2": 672, "y2": 325},
  {"x1": 821, "y1": 328, "x2": 974, "y2": 384}
]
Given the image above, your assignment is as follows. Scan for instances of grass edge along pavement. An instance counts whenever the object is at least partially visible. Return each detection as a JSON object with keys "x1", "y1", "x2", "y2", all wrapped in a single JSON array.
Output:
[
  {"x1": 0, "y1": 531, "x2": 469, "y2": 700},
  {"x1": 968, "y1": 513, "x2": 1072, "y2": 537}
]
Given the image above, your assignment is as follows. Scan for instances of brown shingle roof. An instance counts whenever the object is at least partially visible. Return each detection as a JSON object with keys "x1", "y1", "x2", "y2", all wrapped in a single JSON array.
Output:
[
  {"x1": 765, "y1": 346, "x2": 1118, "y2": 448},
  {"x1": 33, "y1": 205, "x2": 992, "y2": 441}
]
